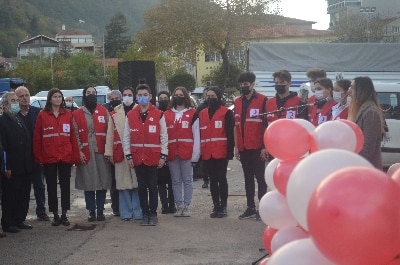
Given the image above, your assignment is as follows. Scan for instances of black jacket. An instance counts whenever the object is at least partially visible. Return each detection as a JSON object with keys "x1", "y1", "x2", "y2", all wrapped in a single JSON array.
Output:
[{"x1": 0, "y1": 112, "x2": 32, "y2": 176}]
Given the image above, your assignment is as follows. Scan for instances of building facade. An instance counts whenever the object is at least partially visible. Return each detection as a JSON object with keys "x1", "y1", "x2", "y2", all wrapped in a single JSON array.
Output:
[{"x1": 17, "y1": 35, "x2": 59, "y2": 60}]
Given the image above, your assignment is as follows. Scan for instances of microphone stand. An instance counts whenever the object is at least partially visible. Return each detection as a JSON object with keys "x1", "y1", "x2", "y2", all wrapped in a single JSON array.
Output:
[{"x1": 253, "y1": 99, "x2": 327, "y2": 117}]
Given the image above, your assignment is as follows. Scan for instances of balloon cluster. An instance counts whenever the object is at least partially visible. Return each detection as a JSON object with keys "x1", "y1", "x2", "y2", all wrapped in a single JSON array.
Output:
[{"x1": 258, "y1": 119, "x2": 400, "y2": 265}]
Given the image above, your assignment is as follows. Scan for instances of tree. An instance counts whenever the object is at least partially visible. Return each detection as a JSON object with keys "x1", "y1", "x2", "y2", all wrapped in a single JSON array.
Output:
[
  {"x1": 201, "y1": 63, "x2": 241, "y2": 91},
  {"x1": 105, "y1": 12, "x2": 131, "y2": 57},
  {"x1": 167, "y1": 69, "x2": 196, "y2": 93},
  {"x1": 333, "y1": 12, "x2": 387, "y2": 42},
  {"x1": 136, "y1": 0, "x2": 280, "y2": 92}
]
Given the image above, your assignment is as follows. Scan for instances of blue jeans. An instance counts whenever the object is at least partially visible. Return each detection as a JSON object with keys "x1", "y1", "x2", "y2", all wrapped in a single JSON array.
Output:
[
  {"x1": 84, "y1": 190, "x2": 107, "y2": 211},
  {"x1": 169, "y1": 158, "x2": 193, "y2": 207},
  {"x1": 119, "y1": 189, "x2": 142, "y2": 219}
]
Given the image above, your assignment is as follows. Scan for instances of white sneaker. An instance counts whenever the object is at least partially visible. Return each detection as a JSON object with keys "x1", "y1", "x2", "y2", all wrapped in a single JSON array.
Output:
[
  {"x1": 174, "y1": 205, "x2": 184, "y2": 217},
  {"x1": 182, "y1": 206, "x2": 191, "y2": 217}
]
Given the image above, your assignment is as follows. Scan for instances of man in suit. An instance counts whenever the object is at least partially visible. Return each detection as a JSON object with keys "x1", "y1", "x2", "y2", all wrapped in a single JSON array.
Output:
[{"x1": 15, "y1": 86, "x2": 50, "y2": 221}]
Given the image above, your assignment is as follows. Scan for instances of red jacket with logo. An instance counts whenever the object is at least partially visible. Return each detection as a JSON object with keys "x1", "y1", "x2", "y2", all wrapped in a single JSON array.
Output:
[
  {"x1": 266, "y1": 96, "x2": 302, "y2": 123},
  {"x1": 164, "y1": 108, "x2": 195, "y2": 161},
  {"x1": 234, "y1": 93, "x2": 267, "y2": 151},
  {"x1": 33, "y1": 108, "x2": 80, "y2": 164},
  {"x1": 127, "y1": 104, "x2": 162, "y2": 166},
  {"x1": 199, "y1": 106, "x2": 229, "y2": 160},
  {"x1": 73, "y1": 105, "x2": 108, "y2": 161},
  {"x1": 308, "y1": 98, "x2": 336, "y2": 126}
]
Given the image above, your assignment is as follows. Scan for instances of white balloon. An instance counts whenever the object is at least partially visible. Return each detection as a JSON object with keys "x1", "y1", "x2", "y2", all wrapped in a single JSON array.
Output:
[
  {"x1": 286, "y1": 149, "x2": 373, "y2": 230},
  {"x1": 267, "y1": 238, "x2": 335, "y2": 265},
  {"x1": 313, "y1": 121, "x2": 357, "y2": 152},
  {"x1": 271, "y1": 226, "x2": 309, "y2": 253},
  {"x1": 265, "y1": 158, "x2": 280, "y2": 191},
  {"x1": 259, "y1": 190, "x2": 298, "y2": 229},
  {"x1": 294, "y1": 118, "x2": 315, "y2": 133},
  {"x1": 387, "y1": 163, "x2": 400, "y2": 177}
]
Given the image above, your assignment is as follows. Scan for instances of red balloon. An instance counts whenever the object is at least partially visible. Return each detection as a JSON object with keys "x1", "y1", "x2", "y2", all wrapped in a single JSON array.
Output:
[
  {"x1": 337, "y1": 119, "x2": 364, "y2": 153},
  {"x1": 273, "y1": 159, "x2": 301, "y2": 196},
  {"x1": 264, "y1": 119, "x2": 310, "y2": 160},
  {"x1": 309, "y1": 134, "x2": 318, "y2": 153},
  {"x1": 263, "y1": 226, "x2": 278, "y2": 254},
  {"x1": 387, "y1": 257, "x2": 400, "y2": 265},
  {"x1": 308, "y1": 167, "x2": 400, "y2": 265}
]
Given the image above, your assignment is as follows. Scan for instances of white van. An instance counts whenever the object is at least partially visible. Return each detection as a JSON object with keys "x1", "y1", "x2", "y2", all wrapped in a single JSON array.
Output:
[
  {"x1": 375, "y1": 82, "x2": 400, "y2": 168},
  {"x1": 35, "y1": 86, "x2": 110, "y2": 107}
]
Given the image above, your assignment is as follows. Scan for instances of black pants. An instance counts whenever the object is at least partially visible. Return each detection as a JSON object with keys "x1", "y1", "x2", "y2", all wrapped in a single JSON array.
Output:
[
  {"x1": 1, "y1": 173, "x2": 31, "y2": 229},
  {"x1": 110, "y1": 164, "x2": 119, "y2": 212},
  {"x1": 43, "y1": 163, "x2": 72, "y2": 213},
  {"x1": 135, "y1": 164, "x2": 158, "y2": 216},
  {"x1": 239, "y1": 149, "x2": 267, "y2": 209},
  {"x1": 204, "y1": 158, "x2": 228, "y2": 207}
]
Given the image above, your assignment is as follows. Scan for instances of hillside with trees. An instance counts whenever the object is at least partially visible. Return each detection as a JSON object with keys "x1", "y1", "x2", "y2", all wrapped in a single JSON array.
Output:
[{"x1": 0, "y1": 0, "x2": 159, "y2": 57}]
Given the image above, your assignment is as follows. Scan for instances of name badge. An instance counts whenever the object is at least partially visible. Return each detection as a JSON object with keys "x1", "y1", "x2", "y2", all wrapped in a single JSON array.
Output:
[
  {"x1": 215, "y1": 121, "x2": 222, "y2": 128},
  {"x1": 98, "y1": 116, "x2": 105, "y2": 123},
  {"x1": 149, "y1": 125, "x2": 156, "y2": 133},
  {"x1": 250, "y1": 108, "x2": 259, "y2": 117},
  {"x1": 63, "y1": 124, "x2": 70, "y2": 132},
  {"x1": 318, "y1": 115, "x2": 328, "y2": 125},
  {"x1": 286, "y1": 110, "x2": 296, "y2": 119}
]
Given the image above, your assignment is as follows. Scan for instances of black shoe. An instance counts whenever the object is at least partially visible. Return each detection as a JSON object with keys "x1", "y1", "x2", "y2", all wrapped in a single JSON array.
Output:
[
  {"x1": 168, "y1": 206, "x2": 177, "y2": 214},
  {"x1": 255, "y1": 211, "x2": 261, "y2": 221},
  {"x1": 218, "y1": 207, "x2": 227, "y2": 218},
  {"x1": 202, "y1": 182, "x2": 209, "y2": 189},
  {"x1": 161, "y1": 208, "x2": 169, "y2": 214},
  {"x1": 16, "y1": 222, "x2": 33, "y2": 229},
  {"x1": 3, "y1": 226, "x2": 20, "y2": 233},
  {"x1": 97, "y1": 211, "x2": 105, "y2": 221},
  {"x1": 112, "y1": 209, "x2": 120, "y2": 216},
  {"x1": 238, "y1": 207, "x2": 257, "y2": 220},
  {"x1": 88, "y1": 210, "x2": 96, "y2": 222},
  {"x1": 210, "y1": 204, "x2": 220, "y2": 218},
  {"x1": 140, "y1": 214, "x2": 150, "y2": 226},
  {"x1": 37, "y1": 213, "x2": 50, "y2": 221},
  {"x1": 52, "y1": 215, "x2": 61, "y2": 226},
  {"x1": 60, "y1": 215, "x2": 70, "y2": 226},
  {"x1": 148, "y1": 214, "x2": 158, "y2": 226}
]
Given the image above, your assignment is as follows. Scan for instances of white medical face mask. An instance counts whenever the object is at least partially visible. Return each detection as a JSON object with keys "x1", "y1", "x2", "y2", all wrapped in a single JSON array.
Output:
[
  {"x1": 333, "y1": 91, "x2": 342, "y2": 103},
  {"x1": 123, "y1": 96, "x2": 134, "y2": 106},
  {"x1": 314, "y1": 90, "x2": 324, "y2": 100}
]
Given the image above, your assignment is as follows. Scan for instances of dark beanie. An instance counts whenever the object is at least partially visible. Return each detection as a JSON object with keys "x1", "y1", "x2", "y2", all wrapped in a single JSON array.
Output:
[{"x1": 208, "y1": 86, "x2": 222, "y2": 101}]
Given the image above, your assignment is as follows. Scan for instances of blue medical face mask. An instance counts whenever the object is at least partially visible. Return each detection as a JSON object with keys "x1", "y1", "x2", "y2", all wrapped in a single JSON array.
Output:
[
  {"x1": 137, "y1": 95, "x2": 149, "y2": 106},
  {"x1": 10, "y1": 103, "x2": 20, "y2": 114}
]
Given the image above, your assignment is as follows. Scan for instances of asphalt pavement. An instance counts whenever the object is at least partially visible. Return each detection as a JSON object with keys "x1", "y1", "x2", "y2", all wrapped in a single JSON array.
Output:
[{"x1": 0, "y1": 159, "x2": 267, "y2": 265}]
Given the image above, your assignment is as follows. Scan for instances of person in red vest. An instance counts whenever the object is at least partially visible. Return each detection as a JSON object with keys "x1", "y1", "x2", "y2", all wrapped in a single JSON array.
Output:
[
  {"x1": 105, "y1": 86, "x2": 142, "y2": 221},
  {"x1": 234, "y1": 71, "x2": 268, "y2": 220},
  {"x1": 123, "y1": 84, "x2": 168, "y2": 226},
  {"x1": 331, "y1": 79, "x2": 351, "y2": 120},
  {"x1": 73, "y1": 86, "x2": 111, "y2": 222},
  {"x1": 266, "y1": 70, "x2": 308, "y2": 123},
  {"x1": 308, "y1": 78, "x2": 336, "y2": 126},
  {"x1": 164, "y1": 87, "x2": 200, "y2": 217},
  {"x1": 33, "y1": 88, "x2": 80, "y2": 226},
  {"x1": 199, "y1": 87, "x2": 234, "y2": 218},
  {"x1": 156, "y1": 91, "x2": 176, "y2": 214}
]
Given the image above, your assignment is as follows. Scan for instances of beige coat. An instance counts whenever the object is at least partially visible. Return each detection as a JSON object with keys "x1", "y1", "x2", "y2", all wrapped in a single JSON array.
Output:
[{"x1": 104, "y1": 104, "x2": 138, "y2": 190}]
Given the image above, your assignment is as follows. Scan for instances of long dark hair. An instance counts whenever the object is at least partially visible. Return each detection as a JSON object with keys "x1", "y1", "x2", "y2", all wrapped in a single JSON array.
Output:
[
  {"x1": 170, "y1": 86, "x2": 191, "y2": 109},
  {"x1": 44, "y1": 88, "x2": 65, "y2": 111}
]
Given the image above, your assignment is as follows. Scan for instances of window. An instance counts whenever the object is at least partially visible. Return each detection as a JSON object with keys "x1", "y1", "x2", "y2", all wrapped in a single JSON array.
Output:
[
  {"x1": 205, "y1": 52, "x2": 220, "y2": 62},
  {"x1": 392, "y1": 26, "x2": 400, "y2": 34},
  {"x1": 377, "y1": 92, "x2": 399, "y2": 119}
]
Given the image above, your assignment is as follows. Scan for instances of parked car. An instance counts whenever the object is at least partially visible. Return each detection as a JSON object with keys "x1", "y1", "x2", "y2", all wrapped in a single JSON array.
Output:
[{"x1": 30, "y1": 96, "x2": 78, "y2": 109}]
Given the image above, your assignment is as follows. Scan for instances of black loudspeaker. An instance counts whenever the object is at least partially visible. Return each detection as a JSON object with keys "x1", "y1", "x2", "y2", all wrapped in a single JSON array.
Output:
[{"x1": 118, "y1": 60, "x2": 156, "y2": 104}]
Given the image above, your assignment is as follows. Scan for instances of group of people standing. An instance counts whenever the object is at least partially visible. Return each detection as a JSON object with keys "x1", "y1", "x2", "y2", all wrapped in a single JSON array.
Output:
[{"x1": 0, "y1": 68, "x2": 384, "y2": 234}]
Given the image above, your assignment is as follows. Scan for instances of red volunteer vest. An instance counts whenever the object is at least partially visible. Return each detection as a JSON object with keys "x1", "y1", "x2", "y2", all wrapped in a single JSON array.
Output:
[
  {"x1": 110, "y1": 110, "x2": 124, "y2": 163},
  {"x1": 330, "y1": 103, "x2": 349, "y2": 120},
  {"x1": 199, "y1": 106, "x2": 228, "y2": 160},
  {"x1": 266, "y1": 96, "x2": 302, "y2": 123},
  {"x1": 164, "y1": 108, "x2": 195, "y2": 161},
  {"x1": 234, "y1": 93, "x2": 266, "y2": 151},
  {"x1": 73, "y1": 105, "x2": 108, "y2": 161},
  {"x1": 127, "y1": 104, "x2": 162, "y2": 167},
  {"x1": 308, "y1": 99, "x2": 336, "y2": 126}
]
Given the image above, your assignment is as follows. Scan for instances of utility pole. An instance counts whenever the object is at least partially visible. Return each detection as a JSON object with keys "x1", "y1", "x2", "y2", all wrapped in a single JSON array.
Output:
[{"x1": 102, "y1": 33, "x2": 106, "y2": 79}]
